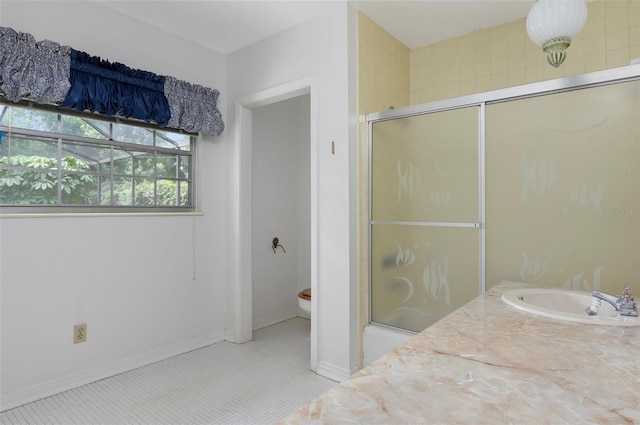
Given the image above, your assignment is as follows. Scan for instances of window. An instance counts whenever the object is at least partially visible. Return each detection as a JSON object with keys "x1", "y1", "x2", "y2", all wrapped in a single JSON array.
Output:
[{"x1": 0, "y1": 102, "x2": 195, "y2": 212}]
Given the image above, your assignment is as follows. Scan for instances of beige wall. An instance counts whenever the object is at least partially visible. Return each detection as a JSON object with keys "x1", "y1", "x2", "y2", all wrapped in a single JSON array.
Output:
[{"x1": 410, "y1": 0, "x2": 640, "y2": 104}]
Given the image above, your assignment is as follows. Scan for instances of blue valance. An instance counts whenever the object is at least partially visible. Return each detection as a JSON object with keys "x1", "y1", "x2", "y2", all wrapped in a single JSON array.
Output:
[
  {"x1": 62, "y1": 49, "x2": 171, "y2": 126},
  {"x1": 0, "y1": 26, "x2": 224, "y2": 137}
]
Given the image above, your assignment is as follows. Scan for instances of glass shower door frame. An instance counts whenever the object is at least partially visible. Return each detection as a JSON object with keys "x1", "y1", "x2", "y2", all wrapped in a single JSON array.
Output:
[
  {"x1": 367, "y1": 104, "x2": 486, "y2": 332},
  {"x1": 366, "y1": 64, "x2": 640, "y2": 332}
]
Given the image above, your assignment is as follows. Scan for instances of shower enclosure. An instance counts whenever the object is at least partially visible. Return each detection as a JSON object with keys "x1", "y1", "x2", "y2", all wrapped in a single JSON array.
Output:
[{"x1": 367, "y1": 65, "x2": 640, "y2": 334}]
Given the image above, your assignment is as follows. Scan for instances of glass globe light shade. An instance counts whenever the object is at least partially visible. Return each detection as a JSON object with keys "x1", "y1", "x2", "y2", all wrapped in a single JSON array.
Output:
[{"x1": 526, "y1": 0, "x2": 588, "y2": 67}]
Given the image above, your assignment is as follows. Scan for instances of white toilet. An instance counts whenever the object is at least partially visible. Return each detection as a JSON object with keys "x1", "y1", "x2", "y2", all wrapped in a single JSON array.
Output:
[{"x1": 297, "y1": 288, "x2": 311, "y2": 317}]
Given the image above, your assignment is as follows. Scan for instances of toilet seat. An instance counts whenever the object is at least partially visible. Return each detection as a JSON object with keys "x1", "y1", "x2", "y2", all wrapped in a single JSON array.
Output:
[
  {"x1": 298, "y1": 288, "x2": 311, "y2": 300},
  {"x1": 297, "y1": 288, "x2": 312, "y2": 317}
]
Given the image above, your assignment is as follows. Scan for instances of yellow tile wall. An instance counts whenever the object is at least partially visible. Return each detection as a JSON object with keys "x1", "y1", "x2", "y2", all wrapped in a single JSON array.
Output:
[
  {"x1": 357, "y1": 12, "x2": 410, "y2": 114},
  {"x1": 410, "y1": 0, "x2": 640, "y2": 104},
  {"x1": 356, "y1": 11, "x2": 409, "y2": 368},
  {"x1": 356, "y1": 0, "x2": 639, "y2": 369}
]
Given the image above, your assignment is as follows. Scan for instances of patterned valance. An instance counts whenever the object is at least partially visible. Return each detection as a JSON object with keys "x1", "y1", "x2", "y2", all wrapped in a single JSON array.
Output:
[
  {"x1": 165, "y1": 76, "x2": 225, "y2": 137},
  {"x1": 0, "y1": 26, "x2": 224, "y2": 137},
  {"x1": 0, "y1": 27, "x2": 71, "y2": 104}
]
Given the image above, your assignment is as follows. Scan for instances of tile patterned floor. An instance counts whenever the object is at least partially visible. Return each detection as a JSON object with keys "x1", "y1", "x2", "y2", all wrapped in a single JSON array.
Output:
[{"x1": 1, "y1": 318, "x2": 336, "y2": 425}]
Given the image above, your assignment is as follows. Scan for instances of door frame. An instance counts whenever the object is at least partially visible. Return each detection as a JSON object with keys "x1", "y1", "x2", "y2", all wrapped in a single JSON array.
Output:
[{"x1": 232, "y1": 76, "x2": 319, "y2": 371}]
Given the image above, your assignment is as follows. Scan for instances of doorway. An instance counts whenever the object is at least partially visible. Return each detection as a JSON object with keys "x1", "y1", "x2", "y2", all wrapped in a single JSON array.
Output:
[
  {"x1": 251, "y1": 94, "x2": 310, "y2": 330},
  {"x1": 233, "y1": 77, "x2": 319, "y2": 371}
]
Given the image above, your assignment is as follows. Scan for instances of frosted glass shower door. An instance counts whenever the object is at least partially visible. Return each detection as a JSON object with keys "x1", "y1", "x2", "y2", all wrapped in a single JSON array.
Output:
[
  {"x1": 486, "y1": 81, "x2": 640, "y2": 294},
  {"x1": 370, "y1": 107, "x2": 481, "y2": 333}
]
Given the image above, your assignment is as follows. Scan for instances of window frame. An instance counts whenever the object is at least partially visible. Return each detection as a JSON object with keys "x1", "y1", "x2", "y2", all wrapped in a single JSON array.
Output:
[{"x1": 0, "y1": 99, "x2": 197, "y2": 214}]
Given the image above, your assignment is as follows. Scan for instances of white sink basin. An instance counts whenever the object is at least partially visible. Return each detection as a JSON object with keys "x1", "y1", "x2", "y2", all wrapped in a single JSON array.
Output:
[{"x1": 501, "y1": 288, "x2": 640, "y2": 326}]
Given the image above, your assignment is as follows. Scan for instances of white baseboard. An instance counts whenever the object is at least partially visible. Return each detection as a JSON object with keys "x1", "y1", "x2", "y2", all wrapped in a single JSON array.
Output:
[
  {"x1": 0, "y1": 331, "x2": 225, "y2": 412},
  {"x1": 315, "y1": 360, "x2": 353, "y2": 383},
  {"x1": 252, "y1": 308, "x2": 298, "y2": 331}
]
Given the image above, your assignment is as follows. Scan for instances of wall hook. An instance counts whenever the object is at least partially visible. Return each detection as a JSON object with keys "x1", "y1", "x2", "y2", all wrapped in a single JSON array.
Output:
[{"x1": 272, "y1": 237, "x2": 286, "y2": 253}]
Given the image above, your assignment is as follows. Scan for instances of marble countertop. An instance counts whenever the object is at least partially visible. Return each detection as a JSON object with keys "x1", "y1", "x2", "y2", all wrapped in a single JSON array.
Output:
[{"x1": 277, "y1": 281, "x2": 640, "y2": 424}]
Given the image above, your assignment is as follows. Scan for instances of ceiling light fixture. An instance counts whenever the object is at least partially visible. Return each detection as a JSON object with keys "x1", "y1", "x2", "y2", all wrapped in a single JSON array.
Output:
[{"x1": 526, "y1": 0, "x2": 588, "y2": 68}]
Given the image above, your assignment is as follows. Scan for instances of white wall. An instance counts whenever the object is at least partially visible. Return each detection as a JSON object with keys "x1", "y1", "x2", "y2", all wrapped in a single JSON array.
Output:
[
  {"x1": 227, "y1": 4, "x2": 359, "y2": 380},
  {"x1": 0, "y1": 0, "x2": 361, "y2": 406},
  {"x1": 0, "y1": 1, "x2": 229, "y2": 410},
  {"x1": 251, "y1": 95, "x2": 311, "y2": 329}
]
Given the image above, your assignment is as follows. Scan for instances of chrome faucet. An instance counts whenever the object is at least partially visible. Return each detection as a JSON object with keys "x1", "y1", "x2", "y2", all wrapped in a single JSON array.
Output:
[{"x1": 585, "y1": 285, "x2": 638, "y2": 317}]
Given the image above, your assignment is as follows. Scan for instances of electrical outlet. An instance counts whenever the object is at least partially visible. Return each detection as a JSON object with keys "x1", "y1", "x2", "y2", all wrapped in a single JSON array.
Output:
[{"x1": 74, "y1": 323, "x2": 87, "y2": 344}]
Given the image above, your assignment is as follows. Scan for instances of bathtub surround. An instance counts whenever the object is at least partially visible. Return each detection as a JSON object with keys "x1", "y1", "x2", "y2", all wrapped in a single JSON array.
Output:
[
  {"x1": 277, "y1": 281, "x2": 640, "y2": 423},
  {"x1": 366, "y1": 66, "x2": 640, "y2": 335},
  {"x1": 358, "y1": 1, "x2": 640, "y2": 344},
  {"x1": 361, "y1": 324, "x2": 412, "y2": 366}
]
